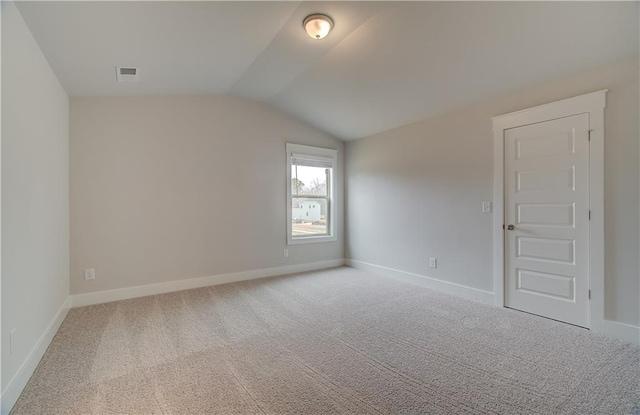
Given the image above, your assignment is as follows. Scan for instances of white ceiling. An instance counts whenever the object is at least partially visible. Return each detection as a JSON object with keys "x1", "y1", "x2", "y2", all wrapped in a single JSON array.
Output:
[{"x1": 16, "y1": 1, "x2": 639, "y2": 141}]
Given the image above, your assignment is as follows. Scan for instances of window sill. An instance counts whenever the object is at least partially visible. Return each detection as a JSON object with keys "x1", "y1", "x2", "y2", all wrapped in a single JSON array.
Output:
[{"x1": 287, "y1": 235, "x2": 338, "y2": 245}]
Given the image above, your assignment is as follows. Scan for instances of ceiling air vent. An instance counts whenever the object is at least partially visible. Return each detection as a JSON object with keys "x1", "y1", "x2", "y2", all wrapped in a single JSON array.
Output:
[{"x1": 116, "y1": 67, "x2": 139, "y2": 82}]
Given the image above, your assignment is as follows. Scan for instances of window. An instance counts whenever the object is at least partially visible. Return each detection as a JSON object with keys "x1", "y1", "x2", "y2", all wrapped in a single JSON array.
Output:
[{"x1": 286, "y1": 143, "x2": 338, "y2": 244}]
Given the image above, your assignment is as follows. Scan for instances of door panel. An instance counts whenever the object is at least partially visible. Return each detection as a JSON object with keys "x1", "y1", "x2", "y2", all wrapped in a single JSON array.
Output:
[
  {"x1": 516, "y1": 166, "x2": 575, "y2": 192},
  {"x1": 515, "y1": 131, "x2": 575, "y2": 160},
  {"x1": 505, "y1": 113, "x2": 589, "y2": 327},
  {"x1": 516, "y1": 236, "x2": 575, "y2": 263},
  {"x1": 516, "y1": 203, "x2": 575, "y2": 227},
  {"x1": 516, "y1": 269, "x2": 574, "y2": 300}
]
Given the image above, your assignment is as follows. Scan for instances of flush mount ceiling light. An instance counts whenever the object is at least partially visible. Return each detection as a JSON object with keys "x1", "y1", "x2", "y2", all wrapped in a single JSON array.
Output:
[{"x1": 303, "y1": 14, "x2": 334, "y2": 40}]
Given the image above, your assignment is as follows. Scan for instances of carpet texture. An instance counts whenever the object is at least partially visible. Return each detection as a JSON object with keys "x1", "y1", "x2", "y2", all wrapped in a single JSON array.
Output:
[{"x1": 12, "y1": 267, "x2": 640, "y2": 414}]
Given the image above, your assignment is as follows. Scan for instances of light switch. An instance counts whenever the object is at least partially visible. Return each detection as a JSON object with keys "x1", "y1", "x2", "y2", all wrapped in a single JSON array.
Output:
[{"x1": 482, "y1": 201, "x2": 492, "y2": 213}]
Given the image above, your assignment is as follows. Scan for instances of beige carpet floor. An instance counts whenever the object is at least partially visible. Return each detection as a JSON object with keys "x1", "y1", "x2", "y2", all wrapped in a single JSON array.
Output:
[{"x1": 12, "y1": 267, "x2": 640, "y2": 414}]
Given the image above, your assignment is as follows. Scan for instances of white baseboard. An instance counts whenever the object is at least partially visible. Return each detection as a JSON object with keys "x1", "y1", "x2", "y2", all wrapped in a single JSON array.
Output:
[
  {"x1": 1, "y1": 296, "x2": 72, "y2": 415},
  {"x1": 71, "y1": 259, "x2": 345, "y2": 308},
  {"x1": 346, "y1": 259, "x2": 495, "y2": 304},
  {"x1": 599, "y1": 319, "x2": 640, "y2": 345}
]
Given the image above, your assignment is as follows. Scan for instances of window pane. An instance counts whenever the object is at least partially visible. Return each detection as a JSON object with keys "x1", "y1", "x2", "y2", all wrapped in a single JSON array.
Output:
[
  {"x1": 291, "y1": 165, "x2": 329, "y2": 197},
  {"x1": 292, "y1": 198, "x2": 328, "y2": 237}
]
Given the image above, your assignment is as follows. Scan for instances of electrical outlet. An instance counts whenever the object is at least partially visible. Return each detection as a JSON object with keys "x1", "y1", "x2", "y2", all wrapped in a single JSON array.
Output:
[
  {"x1": 482, "y1": 201, "x2": 492, "y2": 213},
  {"x1": 429, "y1": 258, "x2": 437, "y2": 268},
  {"x1": 85, "y1": 268, "x2": 95, "y2": 280},
  {"x1": 10, "y1": 328, "x2": 16, "y2": 354},
  {"x1": 283, "y1": 249, "x2": 289, "y2": 258}
]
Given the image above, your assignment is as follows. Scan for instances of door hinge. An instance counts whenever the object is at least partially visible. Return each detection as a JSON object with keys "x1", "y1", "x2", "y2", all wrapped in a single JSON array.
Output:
[
  {"x1": 588, "y1": 129, "x2": 593, "y2": 141},
  {"x1": 588, "y1": 289, "x2": 591, "y2": 300},
  {"x1": 588, "y1": 210, "x2": 591, "y2": 220}
]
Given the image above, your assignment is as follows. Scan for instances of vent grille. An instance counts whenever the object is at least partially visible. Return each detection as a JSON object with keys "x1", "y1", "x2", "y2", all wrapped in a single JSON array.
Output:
[{"x1": 116, "y1": 67, "x2": 139, "y2": 82}]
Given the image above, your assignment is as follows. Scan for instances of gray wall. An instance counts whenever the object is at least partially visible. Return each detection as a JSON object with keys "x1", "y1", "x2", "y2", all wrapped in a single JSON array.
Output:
[
  {"x1": 70, "y1": 96, "x2": 344, "y2": 295},
  {"x1": 1, "y1": 1, "x2": 70, "y2": 394},
  {"x1": 346, "y1": 58, "x2": 639, "y2": 326}
]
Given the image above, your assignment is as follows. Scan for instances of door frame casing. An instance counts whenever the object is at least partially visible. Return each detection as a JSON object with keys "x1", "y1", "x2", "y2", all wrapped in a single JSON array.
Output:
[{"x1": 492, "y1": 90, "x2": 606, "y2": 331}]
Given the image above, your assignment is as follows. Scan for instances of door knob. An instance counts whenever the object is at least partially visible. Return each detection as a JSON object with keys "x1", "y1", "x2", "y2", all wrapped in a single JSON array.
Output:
[{"x1": 507, "y1": 224, "x2": 515, "y2": 231}]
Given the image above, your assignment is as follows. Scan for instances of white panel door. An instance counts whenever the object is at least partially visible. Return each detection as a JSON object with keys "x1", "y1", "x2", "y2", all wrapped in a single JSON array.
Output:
[{"x1": 505, "y1": 113, "x2": 590, "y2": 327}]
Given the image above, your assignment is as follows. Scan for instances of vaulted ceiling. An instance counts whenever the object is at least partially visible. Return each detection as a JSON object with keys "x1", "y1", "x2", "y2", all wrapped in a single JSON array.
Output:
[{"x1": 15, "y1": 1, "x2": 639, "y2": 140}]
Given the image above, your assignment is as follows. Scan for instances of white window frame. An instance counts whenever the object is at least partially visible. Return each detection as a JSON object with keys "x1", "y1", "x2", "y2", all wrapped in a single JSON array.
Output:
[{"x1": 286, "y1": 143, "x2": 338, "y2": 245}]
